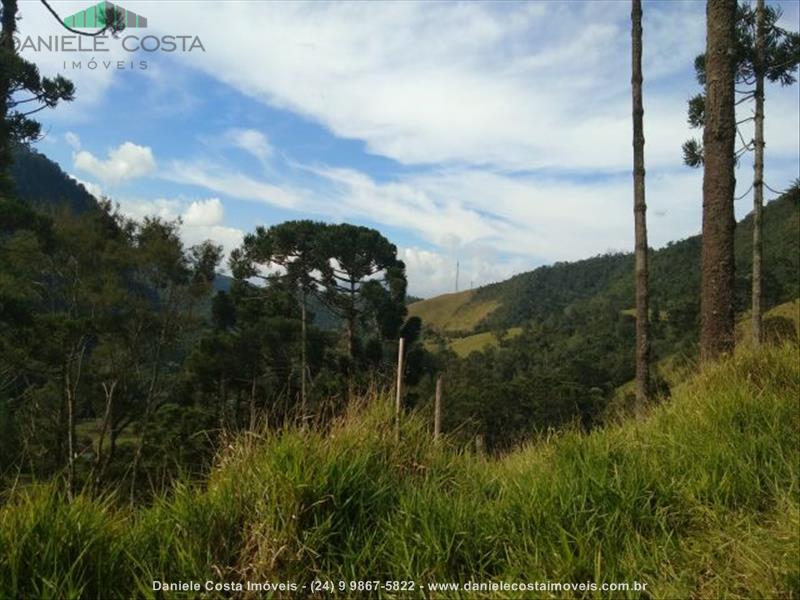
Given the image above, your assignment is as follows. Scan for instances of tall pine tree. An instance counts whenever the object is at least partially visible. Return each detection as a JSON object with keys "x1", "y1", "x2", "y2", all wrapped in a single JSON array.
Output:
[
  {"x1": 631, "y1": 0, "x2": 650, "y2": 403},
  {"x1": 700, "y1": 0, "x2": 737, "y2": 362}
]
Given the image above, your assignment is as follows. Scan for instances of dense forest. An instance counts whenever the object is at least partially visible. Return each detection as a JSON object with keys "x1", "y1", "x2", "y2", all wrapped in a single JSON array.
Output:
[{"x1": 1, "y1": 153, "x2": 433, "y2": 498}]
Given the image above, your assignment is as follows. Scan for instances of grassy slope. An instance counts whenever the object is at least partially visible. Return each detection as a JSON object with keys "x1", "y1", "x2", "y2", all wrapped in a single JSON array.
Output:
[
  {"x1": 448, "y1": 327, "x2": 523, "y2": 358},
  {"x1": 1, "y1": 345, "x2": 798, "y2": 599},
  {"x1": 611, "y1": 299, "x2": 800, "y2": 406},
  {"x1": 408, "y1": 289, "x2": 500, "y2": 334}
]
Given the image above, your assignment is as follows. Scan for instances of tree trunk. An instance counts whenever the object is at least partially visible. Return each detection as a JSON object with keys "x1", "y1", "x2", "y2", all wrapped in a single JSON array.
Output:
[
  {"x1": 0, "y1": 0, "x2": 18, "y2": 196},
  {"x1": 104, "y1": 427, "x2": 118, "y2": 480},
  {"x1": 130, "y1": 321, "x2": 167, "y2": 504},
  {"x1": 394, "y1": 337, "x2": 404, "y2": 444},
  {"x1": 219, "y1": 377, "x2": 228, "y2": 429},
  {"x1": 64, "y1": 341, "x2": 86, "y2": 501},
  {"x1": 64, "y1": 362, "x2": 75, "y2": 500},
  {"x1": 300, "y1": 287, "x2": 307, "y2": 418},
  {"x1": 631, "y1": 0, "x2": 650, "y2": 404},
  {"x1": 346, "y1": 280, "x2": 356, "y2": 402},
  {"x1": 347, "y1": 281, "x2": 356, "y2": 359},
  {"x1": 92, "y1": 379, "x2": 117, "y2": 489},
  {"x1": 752, "y1": 0, "x2": 765, "y2": 346},
  {"x1": 700, "y1": 0, "x2": 737, "y2": 362},
  {"x1": 249, "y1": 373, "x2": 257, "y2": 431}
]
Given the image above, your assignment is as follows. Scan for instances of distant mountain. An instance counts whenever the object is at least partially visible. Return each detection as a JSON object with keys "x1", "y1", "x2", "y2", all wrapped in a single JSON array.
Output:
[
  {"x1": 411, "y1": 185, "x2": 800, "y2": 339},
  {"x1": 9, "y1": 145, "x2": 98, "y2": 213}
]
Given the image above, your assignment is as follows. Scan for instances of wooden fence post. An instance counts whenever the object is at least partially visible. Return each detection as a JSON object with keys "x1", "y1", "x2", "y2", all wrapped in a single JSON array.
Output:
[
  {"x1": 394, "y1": 337, "x2": 405, "y2": 443},
  {"x1": 434, "y1": 375, "x2": 443, "y2": 441},
  {"x1": 475, "y1": 433, "x2": 485, "y2": 457}
]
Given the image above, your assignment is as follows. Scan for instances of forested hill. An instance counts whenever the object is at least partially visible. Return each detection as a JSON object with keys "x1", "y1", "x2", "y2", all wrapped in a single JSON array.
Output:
[
  {"x1": 411, "y1": 184, "x2": 800, "y2": 336},
  {"x1": 9, "y1": 145, "x2": 98, "y2": 213},
  {"x1": 8, "y1": 148, "x2": 424, "y2": 330}
]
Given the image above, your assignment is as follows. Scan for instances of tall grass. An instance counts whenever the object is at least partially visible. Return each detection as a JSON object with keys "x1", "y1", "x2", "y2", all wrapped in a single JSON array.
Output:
[{"x1": 1, "y1": 345, "x2": 798, "y2": 598}]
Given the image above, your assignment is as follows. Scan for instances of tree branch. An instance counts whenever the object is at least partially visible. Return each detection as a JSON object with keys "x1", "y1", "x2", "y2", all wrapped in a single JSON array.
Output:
[{"x1": 38, "y1": 0, "x2": 120, "y2": 37}]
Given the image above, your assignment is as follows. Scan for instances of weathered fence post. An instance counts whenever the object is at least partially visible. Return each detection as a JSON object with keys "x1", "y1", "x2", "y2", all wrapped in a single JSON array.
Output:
[
  {"x1": 395, "y1": 337, "x2": 405, "y2": 443},
  {"x1": 475, "y1": 433, "x2": 485, "y2": 457},
  {"x1": 434, "y1": 375, "x2": 443, "y2": 441}
]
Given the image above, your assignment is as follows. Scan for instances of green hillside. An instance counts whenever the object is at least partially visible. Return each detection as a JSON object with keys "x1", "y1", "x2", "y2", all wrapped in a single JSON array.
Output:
[
  {"x1": 448, "y1": 326, "x2": 523, "y2": 357},
  {"x1": 9, "y1": 145, "x2": 98, "y2": 214},
  {"x1": 407, "y1": 289, "x2": 499, "y2": 334},
  {"x1": 609, "y1": 298, "x2": 800, "y2": 415},
  {"x1": 405, "y1": 187, "x2": 798, "y2": 449},
  {"x1": 2, "y1": 345, "x2": 797, "y2": 598},
  {"x1": 411, "y1": 187, "x2": 799, "y2": 346}
]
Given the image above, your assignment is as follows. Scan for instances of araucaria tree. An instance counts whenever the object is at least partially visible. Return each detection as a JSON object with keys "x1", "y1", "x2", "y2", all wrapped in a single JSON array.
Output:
[
  {"x1": 320, "y1": 223, "x2": 407, "y2": 370},
  {"x1": 234, "y1": 220, "x2": 327, "y2": 416},
  {"x1": 228, "y1": 221, "x2": 408, "y2": 419},
  {"x1": 631, "y1": 0, "x2": 650, "y2": 403},
  {"x1": 682, "y1": 0, "x2": 799, "y2": 347},
  {"x1": 700, "y1": 0, "x2": 738, "y2": 362},
  {"x1": 749, "y1": 0, "x2": 798, "y2": 344}
]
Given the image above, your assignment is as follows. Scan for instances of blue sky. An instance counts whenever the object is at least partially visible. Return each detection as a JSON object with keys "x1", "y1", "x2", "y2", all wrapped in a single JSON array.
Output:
[{"x1": 17, "y1": 0, "x2": 800, "y2": 296}]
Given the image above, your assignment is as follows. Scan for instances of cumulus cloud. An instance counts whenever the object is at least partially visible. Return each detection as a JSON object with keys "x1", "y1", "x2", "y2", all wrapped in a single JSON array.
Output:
[
  {"x1": 115, "y1": 198, "x2": 183, "y2": 222},
  {"x1": 399, "y1": 246, "x2": 521, "y2": 298},
  {"x1": 225, "y1": 129, "x2": 273, "y2": 164},
  {"x1": 183, "y1": 198, "x2": 225, "y2": 227},
  {"x1": 139, "y1": 2, "x2": 734, "y2": 172},
  {"x1": 74, "y1": 142, "x2": 157, "y2": 185},
  {"x1": 113, "y1": 196, "x2": 244, "y2": 265}
]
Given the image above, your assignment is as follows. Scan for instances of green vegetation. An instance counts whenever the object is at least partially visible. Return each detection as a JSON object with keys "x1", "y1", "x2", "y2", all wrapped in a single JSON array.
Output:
[
  {"x1": 1, "y1": 345, "x2": 797, "y2": 598},
  {"x1": 1, "y1": 3, "x2": 798, "y2": 593},
  {"x1": 0, "y1": 186, "x2": 432, "y2": 497},
  {"x1": 9, "y1": 145, "x2": 97, "y2": 213},
  {"x1": 448, "y1": 327, "x2": 523, "y2": 358},
  {"x1": 609, "y1": 298, "x2": 799, "y2": 415},
  {"x1": 407, "y1": 188, "x2": 798, "y2": 449},
  {"x1": 408, "y1": 289, "x2": 499, "y2": 334},
  {"x1": 412, "y1": 189, "x2": 798, "y2": 339}
]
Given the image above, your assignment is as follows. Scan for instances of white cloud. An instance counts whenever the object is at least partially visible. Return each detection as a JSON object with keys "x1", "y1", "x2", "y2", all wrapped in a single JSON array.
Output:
[
  {"x1": 169, "y1": 156, "x2": 702, "y2": 283},
  {"x1": 183, "y1": 198, "x2": 224, "y2": 227},
  {"x1": 399, "y1": 246, "x2": 520, "y2": 298},
  {"x1": 74, "y1": 142, "x2": 156, "y2": 185},
  {"x1": 114, "y1": 196, "x2": 244, "y2": 264},
  {"x1": 225, "y1": 129, "x2": 273, "y2": 164},
  {"x1": 156, "y1": 147, "x2": 798, "y2": 292},
  {"x1": 115, "y1": 198, "x2": 183, "y2": 222},
  {"x1": 65, "y1": 132, "x2": 81, "y2": 151},
  {"x1": 182, "y1": 224, "x2": 244, "y2": 262},
  {"x1": 144, "y1": 1, "x2": 740, "y2": 173},
  {"x1": 165, "y1": 160, "x2": 304, "y2": 209},
  {"x1": 68, "y1": 174, "x2": 103, "y2": 199}
]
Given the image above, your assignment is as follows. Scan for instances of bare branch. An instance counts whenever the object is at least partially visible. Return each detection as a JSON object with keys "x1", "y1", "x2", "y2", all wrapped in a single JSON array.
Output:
[{"x1": 38, "y1": 0, "x2": 120, "y2": 37}]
